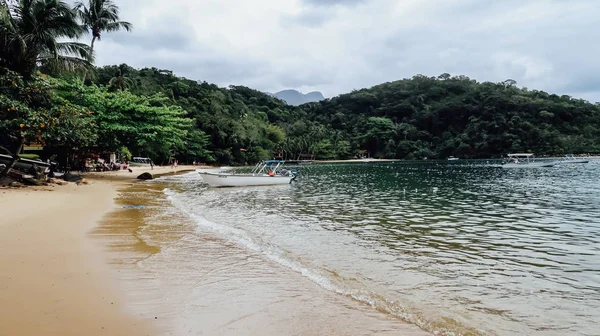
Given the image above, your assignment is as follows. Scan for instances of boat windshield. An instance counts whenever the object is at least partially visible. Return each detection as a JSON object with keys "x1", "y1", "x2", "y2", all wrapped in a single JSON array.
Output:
[
  {"x1": 251, "y1": 160, "x2": 286, "y2": 174},
  {"x1": 506, "y1": 153, "x2": 534, "y2": 164}
]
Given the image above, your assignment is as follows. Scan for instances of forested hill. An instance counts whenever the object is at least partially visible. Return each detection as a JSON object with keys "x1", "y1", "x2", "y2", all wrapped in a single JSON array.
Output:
[
  {"x1": 301, "y1": 74, "x2": 600, "y2": 159},
  {"x1": 88, "y1": 66, "x2": 600, "y2": 162},
  {"x1": 89, "y1": 64, "x2": 301, "y2": 164}
]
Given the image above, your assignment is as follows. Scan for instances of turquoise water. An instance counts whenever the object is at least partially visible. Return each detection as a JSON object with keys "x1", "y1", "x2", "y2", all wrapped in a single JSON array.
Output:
[{"x1": 163, "y1": 160, "x2": 600, "y2": 335}]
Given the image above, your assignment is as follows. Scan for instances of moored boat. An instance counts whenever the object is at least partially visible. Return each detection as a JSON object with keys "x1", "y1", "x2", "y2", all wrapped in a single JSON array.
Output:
[
  {"x1": 198, "y1": 160, "x2": 297, "y2": 187},
  {"x1": 562, "y1": 154, "x2": 589, "y2": 164},
  {"x1": 502, "y1": 153, "x2": 555, "y2": 168}
]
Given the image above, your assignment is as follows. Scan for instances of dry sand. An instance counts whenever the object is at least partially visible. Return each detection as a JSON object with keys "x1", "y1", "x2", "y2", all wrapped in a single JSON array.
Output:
[{"x1": 0, "y1": 181, "x2": 155, "y2": 336}]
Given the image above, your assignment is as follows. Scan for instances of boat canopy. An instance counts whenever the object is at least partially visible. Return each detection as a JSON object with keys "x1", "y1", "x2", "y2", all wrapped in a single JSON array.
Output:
[{"x1": 132, "y1": 157, "x2": 153, "y2": 164}]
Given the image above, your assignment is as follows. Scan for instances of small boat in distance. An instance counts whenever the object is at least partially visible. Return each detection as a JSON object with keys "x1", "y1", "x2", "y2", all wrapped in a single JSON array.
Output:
[
  {"x1": 562, "y1": 154, "x2": 589, "y2": 164},
  {"x1": 447, "y1": 156, "x2": 459, "y2": 161},
  {"x1": 198, "y1": 160, "x2": 297, "y2": 187},
  {"x1": 502, "y1": 153, "x2": 555, "y2": 168},
  {"x1": 129, "y1": 156, "x2": 153, "y2": 167}
]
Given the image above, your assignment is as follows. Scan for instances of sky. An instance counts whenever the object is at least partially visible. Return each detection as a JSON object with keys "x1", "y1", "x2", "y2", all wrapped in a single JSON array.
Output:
[{"x1": 80, "y1": 0, "x2": 600, "y2": 101}]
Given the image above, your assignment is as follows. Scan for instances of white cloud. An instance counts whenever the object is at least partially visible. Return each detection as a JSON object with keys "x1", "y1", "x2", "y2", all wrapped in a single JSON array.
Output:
[{"x1": 78, "y1": 0, "x2": 600, "y2": 101}]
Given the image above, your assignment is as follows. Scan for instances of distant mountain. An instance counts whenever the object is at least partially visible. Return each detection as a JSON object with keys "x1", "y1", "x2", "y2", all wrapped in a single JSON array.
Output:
[{"x1": 268, "y1": 89, "x2": 325, "y2": 106}]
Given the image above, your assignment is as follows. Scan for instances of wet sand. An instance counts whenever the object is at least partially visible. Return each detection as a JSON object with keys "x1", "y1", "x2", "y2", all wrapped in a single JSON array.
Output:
[{"x1": 0, "y1": 182, "x2": 155, "y2": 336}]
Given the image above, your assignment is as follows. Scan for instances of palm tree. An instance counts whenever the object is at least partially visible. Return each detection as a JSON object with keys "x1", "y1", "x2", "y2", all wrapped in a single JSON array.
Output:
[
  {"x1": 74, "y1": 0, "x2": 132, "y2": 82},
  {"x1": 0, "y1": 0, "x2": 92, "y2": 79},
  {"x1": 108, "y1": 64, "x2": 133, "y2": 91}
]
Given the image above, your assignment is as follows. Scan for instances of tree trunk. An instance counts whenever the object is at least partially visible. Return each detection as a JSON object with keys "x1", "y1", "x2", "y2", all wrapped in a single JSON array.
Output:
[
  {"x1": 0, "y1": 138, "x2": 24, "y2": 179},
  {"x1": 81, "y1": 36, "x2": 96, "y2": 83}
]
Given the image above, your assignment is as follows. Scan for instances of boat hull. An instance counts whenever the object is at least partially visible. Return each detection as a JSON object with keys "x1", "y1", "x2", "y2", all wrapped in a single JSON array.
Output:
[
  {"x1": 198, "y1": 172, "x2": 293, "y2": 187},
  {"x1": 502, "y1": 162, "x2": 555, "y2": 168}
]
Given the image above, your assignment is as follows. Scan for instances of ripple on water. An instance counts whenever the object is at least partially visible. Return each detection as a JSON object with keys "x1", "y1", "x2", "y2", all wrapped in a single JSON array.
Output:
[{"x1": 162, "y1": 161, "x2": 600, "y2": 336}]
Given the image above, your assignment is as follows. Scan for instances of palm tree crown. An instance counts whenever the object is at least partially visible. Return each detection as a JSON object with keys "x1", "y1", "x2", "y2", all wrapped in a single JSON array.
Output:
[
  {"x1": 108, "y1": 63, "x2": 134, "y2": 91},
  {"x1": 0, "y1": 0, "x2": 92, "y2": 79},
  {"x1": 75, "y1": 0, "x2": 131, "y2": 40},
  {"x1": 74, "y1": 0, "x2": 131, "y2": 82}
]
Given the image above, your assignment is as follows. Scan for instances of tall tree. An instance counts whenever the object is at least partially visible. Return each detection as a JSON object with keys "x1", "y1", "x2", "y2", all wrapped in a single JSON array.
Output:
[
  {"x1": 108, "y1": 63, "x2": 133, "y2": 91},
  {"x1": 74, "y1": 0, "x2": 132, "y2": 82},
  {"x1": 0, "y1": 0, "x2": 91, "y2": 79}
]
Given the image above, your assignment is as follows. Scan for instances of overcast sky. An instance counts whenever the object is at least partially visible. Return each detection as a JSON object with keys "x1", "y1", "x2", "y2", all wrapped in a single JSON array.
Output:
[{"x1": 81, "y1": 0, "x2": 600, "y2": 101}]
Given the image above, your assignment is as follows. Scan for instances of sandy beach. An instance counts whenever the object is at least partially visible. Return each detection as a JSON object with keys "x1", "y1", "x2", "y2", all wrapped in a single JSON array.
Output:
[
  {"x1": 0, "y1": 178, "x2": 157, "y2": 336},
  {"x1": 0, "y1": 165, "x2": 199, "y2": 336},
  {"x1": 0, "y1": 165, "x2": 431, "y2": 336}
]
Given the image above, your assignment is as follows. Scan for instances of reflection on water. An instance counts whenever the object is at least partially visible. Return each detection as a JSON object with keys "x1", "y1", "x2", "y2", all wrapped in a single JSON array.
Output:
[{"x1": 107, "y1": 161, "x2": 600, "y2": 336}]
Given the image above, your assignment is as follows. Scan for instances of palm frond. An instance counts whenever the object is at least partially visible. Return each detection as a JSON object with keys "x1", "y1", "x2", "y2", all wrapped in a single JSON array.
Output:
[
  {"x1": 104, "y1": 20, "x2": 131, "y2": 32},
  {"x1": 38, "y1": 53, "x2": 92, "y2": 73},
  {"x1": 56, "y1": 41, "x2": 93, "y2": 61}
]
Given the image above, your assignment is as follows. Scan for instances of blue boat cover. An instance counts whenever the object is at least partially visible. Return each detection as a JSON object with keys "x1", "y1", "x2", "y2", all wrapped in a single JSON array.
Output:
[{"x1": 265, "y1": 160, "x2": 284, "y2": 165}]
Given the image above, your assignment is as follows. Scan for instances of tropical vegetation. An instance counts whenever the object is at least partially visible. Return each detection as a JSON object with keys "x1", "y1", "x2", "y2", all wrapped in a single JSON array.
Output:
[{"x1": 2, "y1": 0, "x2": 600, "y2": 180}]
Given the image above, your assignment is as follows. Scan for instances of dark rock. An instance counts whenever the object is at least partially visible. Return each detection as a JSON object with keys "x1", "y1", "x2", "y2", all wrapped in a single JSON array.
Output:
[
  {"x1": 22, "y1": 177, "x2": 46, "y2": 186},
  {"x1": 63, "y1": 172, "x2": 83, "y2": 182},
  {"x1": 9, "y1": 181, "x2": 24, "y2": 188},
  {"x1": 0, "y1": 177, "x2": 12, "y2": 186},
  {"x1": 137, "y1": 172, "x2": 153, "y2": 180}
]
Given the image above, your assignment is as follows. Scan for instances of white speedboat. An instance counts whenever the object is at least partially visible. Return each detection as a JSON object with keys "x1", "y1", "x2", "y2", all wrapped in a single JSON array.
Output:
[
  {"x1": 447, "y1": 156, "x2": 459, "y2": 161},
  {"x1": 562, "y1": 154, "x2": 589, "y2": 164},
  {"x1": 502, "y1": 153, "x2": 555, "y2": 168},
  {"x1": 198, "y1": 160, "x2": 297, "y2": 187}
]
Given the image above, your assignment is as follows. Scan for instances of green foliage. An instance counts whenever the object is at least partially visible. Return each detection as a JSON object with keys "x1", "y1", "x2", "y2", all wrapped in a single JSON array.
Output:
[
  {"x1": 118, "y1": 146, "x2": 132, "y2": 161},
  {"x1": 55, "y1": 81, "x2": 193, "y2": 160},
  {"x1": 5, "y1": 53, "x2": 600, "y2": 169},
  {"x1": 91, "y1": 65, "x2": 297, "y2": 164},
  {"x1": 184, "y1": 129, "x2": 213, "y2": 163},
  {"x1": 0, "y1": 69, "x2": 96, "y2": 168}
]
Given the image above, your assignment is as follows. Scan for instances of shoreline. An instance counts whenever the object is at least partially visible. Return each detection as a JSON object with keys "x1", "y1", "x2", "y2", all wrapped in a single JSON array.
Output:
[
  {"x1": 0, "y1": 179, "x2": 156, "y2": 336},
  {"x1": 0, "y1": 165, "x2": 434, "y2": 335},
  {"x1": 85, "y1": 164, "x2": 201, "y2": 182},
  {"x1": 96, "y1": 174, "x2": 432, "y2": 335}
]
